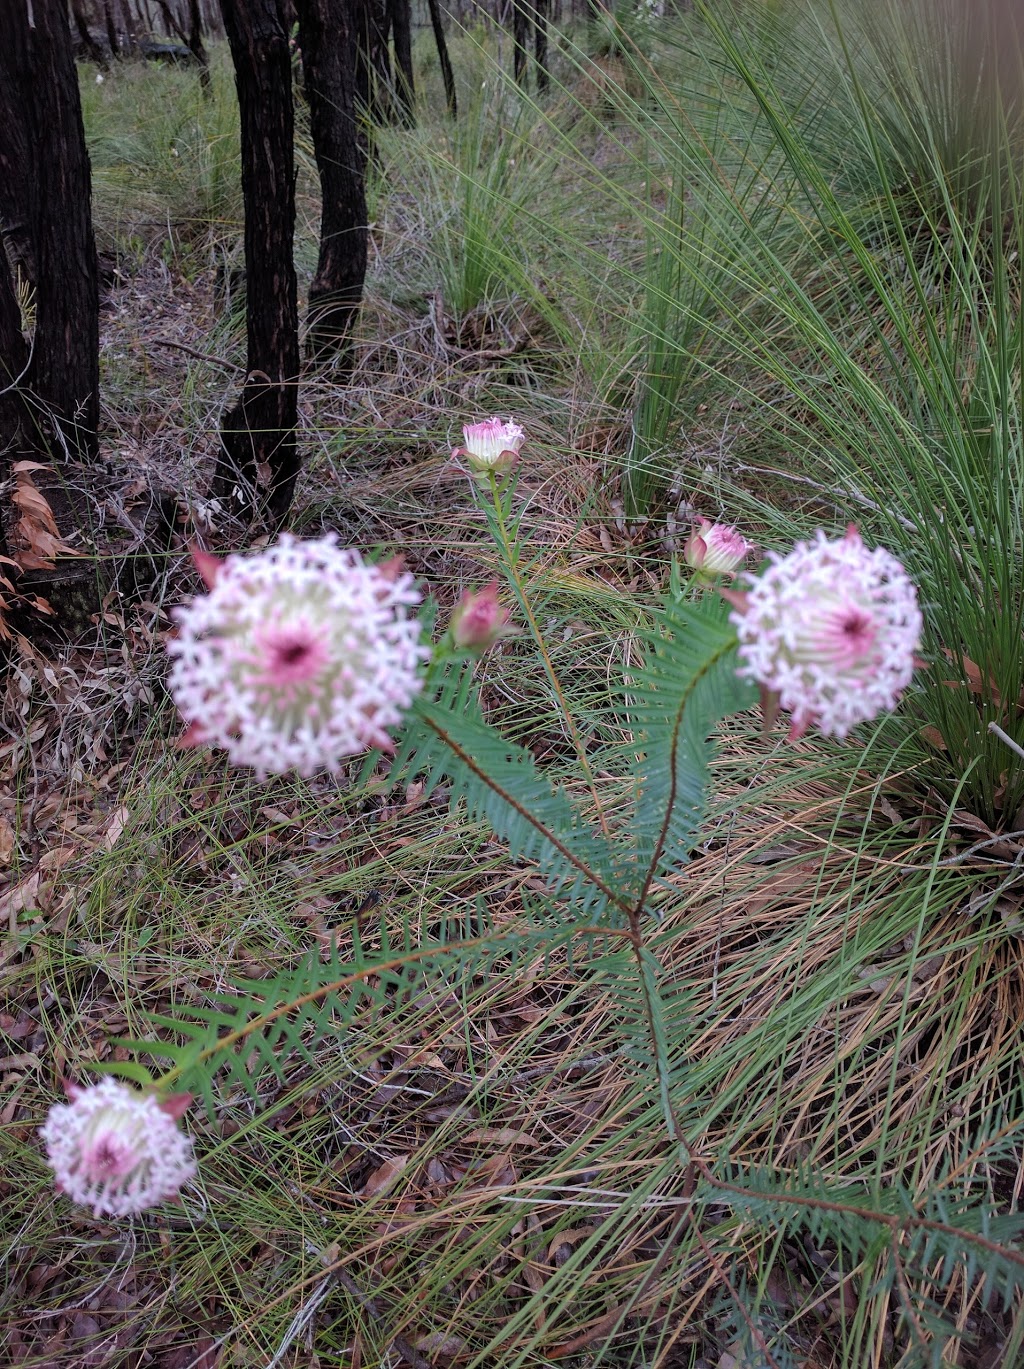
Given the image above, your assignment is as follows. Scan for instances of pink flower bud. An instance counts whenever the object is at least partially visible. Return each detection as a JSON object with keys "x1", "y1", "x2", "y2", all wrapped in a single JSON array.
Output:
[
  {"x1": 683, "y1": 518, "x2": 749, "y2": 576},
  {"x1": 451, "y1": 417, "x2": 525, "y2": 478},
  {"x1": 450, "y1": 582, "x2": 514, "y2": 651}
]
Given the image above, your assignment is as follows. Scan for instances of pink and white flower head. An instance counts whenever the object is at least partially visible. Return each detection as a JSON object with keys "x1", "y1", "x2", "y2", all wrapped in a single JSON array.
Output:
[
  {"x1": 727, "y1": 525, "x2": 922, "y2": 740},
  {"x1": 449, "y1": 581, "x2": 516, "y2": 652},
  {"x1": 451, "y1": 417, "x2": 525, "y2": 479},
  {"x1": 167, "y1": 534, "x2": 430, "y2": 777},
  {"x1": 40, "y1": 1079, "x2": 195, "y2": 1219},
  {"x1": 683, "y1": 518, "x2": 749, "y2": 577}
]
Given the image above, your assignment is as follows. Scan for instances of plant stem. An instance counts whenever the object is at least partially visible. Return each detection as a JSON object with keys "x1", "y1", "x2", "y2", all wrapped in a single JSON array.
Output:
[{"x1": 483, "y1": 471, "x2": 612, "y2": 837}]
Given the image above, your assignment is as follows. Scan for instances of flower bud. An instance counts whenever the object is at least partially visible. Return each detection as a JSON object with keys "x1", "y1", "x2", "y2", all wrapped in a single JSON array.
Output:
[
  {"x1": 450, "y1": 582, "x2": 514, "y2": 652},
  {"x1": 683, "y1": 518, "x2": 749, "y2": 576}
]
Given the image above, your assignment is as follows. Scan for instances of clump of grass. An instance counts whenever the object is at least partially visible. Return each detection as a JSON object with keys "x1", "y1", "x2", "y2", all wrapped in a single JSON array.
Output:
[
  {"x1": 81, "y1": 54, "x2": 243, "y2": 255},
  {"x1": 563, "y1": 0, "x2": 1024, "y2": 822},
  {"x1": 373, "y1": 78, "x2": 558, "y2": 329}
]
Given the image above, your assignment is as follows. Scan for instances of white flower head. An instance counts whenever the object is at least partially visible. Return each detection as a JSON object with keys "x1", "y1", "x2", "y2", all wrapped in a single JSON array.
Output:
[
  {"x1": 167, "y1": 534, "x2": 430, "y2": 777},
  {"x1": 41, "y1": 1079, "x2": 195, "y2": 1219},
  {"x1": 730, "y1": 525, "x2": 922, "y2": 740}
]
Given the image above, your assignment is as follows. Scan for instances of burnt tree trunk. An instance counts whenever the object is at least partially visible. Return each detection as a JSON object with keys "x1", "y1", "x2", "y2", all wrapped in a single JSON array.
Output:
[
  {"x1": 0, "y1": 239, "x2": 28, "y2": 567},
  {"x1": 102, "y1": 0, "x2": 119, "y2": 53},
  {"x1": 295, "y1": 0, "x2": 369, "y2": 372},
  {"x1": 155, "y1": 0, "x2": 211, "y2": 86},
  {"x1": 388, "y1": 0, "x2": 415, "y2": 126},
  {"x1": 0, "y1": 0, "x2": 98, "y2": 464},
  {"x1": 512, "y1": 0, "x2": 529, "y2": 86},
  {"x1": 425, "y1": 0, "x2": 457, "y2": 118},
  {"x1": 119, "y1": 0, "x2": 138, "y2": 48},
  {"x1": 187, "y1": 0, "x2": 212, "y2": 91},
  {"x1": 534, "y1": 0, "x2": 549, "y2": 92},
  {"x1": 215, "y1": 0, "x2": 300, "y2": 527},
  {"x1": 511, "y1": 0, "x2": 548, "y2": 92},
  {"x1": 355, "y1": 0, "x2": 395, "y2": 125},
  {"x1": 0, "y1": 0, "x2": 101, "y2": 637},
  {"x1": 71, "y1": 0, "x2": 109, "y2": 66}
]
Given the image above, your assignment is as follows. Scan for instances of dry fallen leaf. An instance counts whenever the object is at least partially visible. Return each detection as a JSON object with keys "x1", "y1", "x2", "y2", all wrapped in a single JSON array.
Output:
[
  {"x1": 100, "y1": 805, "x2": 130, "y2": 851},
  {"x1": 10, "y1": 461, "x2": 83, "y2": 571},
  {"x1": 0, "y1": 871, "x2": 43, "y2": 929},
  {"x1": 414, "y1": 1331, "x2": 468, "y2": 1358},
  {"x1": 0, "y1": 817, "x2": 14, "y2": 867},
  {"x1": 462, "y1": 1126, "x2": 540, "y2": 1148},
  {"x1": 359, "y1": 1153, "x2": 412, "y2": 1199}
]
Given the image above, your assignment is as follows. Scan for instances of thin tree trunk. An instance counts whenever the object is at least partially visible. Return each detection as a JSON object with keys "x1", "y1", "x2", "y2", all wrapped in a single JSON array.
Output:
[
  {"x1": 153, "y1": 0, "x2": 188, "y2": 42},
  {"x1": 155, "y1": 0, "x2": 211, "y2": 85},
  {"x1": 102, "y1": 0, "x2": 119, "y2": 55},
  {"x1": 534, "y1": 0, "x2": 549, "y2": 92},
  {"x1": 118, "y1": 0, "x2": 137, "y2": 51},
  {"x1": 71, "y1": 0, "x2": 109, "y2": 65},
  {"x1": 425, "y1": 0, "x2": 457, "y2": 117},
  {"x1": 295, "y1": 0, "x2": 369, "y2": 372},
  {"x1": 513, "y1": 0, "x2": 529, "y2": 86},
  {"x1": 215, "y1": 0, "x2": 300, "y2": 527},
  {"x1": 388, "y1": 0, "x2": 415, "y2": 126},
  {"x1": 187, "y1": 0, "x2": 212, "y2": 92},
  {"x1": 0, "y1": 0, "x2": 98, "y2": 465},
  {"x1": 355, "y1": 0, "x2": 395, "y2": 125},
  {"x1": 0, "y1": 237, "x2": 28, "y2": 567}
]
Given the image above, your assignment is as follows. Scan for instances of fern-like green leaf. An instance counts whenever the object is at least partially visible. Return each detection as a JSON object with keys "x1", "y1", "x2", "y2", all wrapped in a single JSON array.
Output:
[
  {"x1": 110, "y1": 919, "x2": 589, "y2": 1116},
  {"x1": 398, "y1": 663, "x2": 631, "y2": 919},
  {"x1": 625, "y1": 594, "x2": 756, "y2": 900}
]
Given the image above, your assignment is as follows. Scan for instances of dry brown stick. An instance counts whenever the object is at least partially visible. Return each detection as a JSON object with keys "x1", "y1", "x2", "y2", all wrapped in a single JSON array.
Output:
[{"x1": 148, "y1": 336, "x2": 245, "y2": 372}]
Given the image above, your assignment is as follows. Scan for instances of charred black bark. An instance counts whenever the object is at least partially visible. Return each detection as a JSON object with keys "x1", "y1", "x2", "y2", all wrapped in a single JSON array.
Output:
[
  {"x1": 215, "y1": 0, "x2": 300, "y2": 527},
  {"x1": 425, "y1": 0, "x2": 457, "y2": 118},
  {"x1": 154, "y1": 0, "x2": 211, "y2": 86},
  {"x1": 534, "y1": 0, "x2": 549, "y2": 92},
  {"x1": 0, "y1": 0, "x2": 99, "y2": 465},
  {"x1": 513, "y1": 0, "x2": 528, "y2": 86},
  {"x1": 388, "y1": 0, "x2": 415, "y2": 126},
  {"x1": 0, "y1": 237, "x2": 28, "y2": 566},
  {"x1": 102, "y1": 0, "x2": 119, "y2": 54},
  {"x1": 118, "y1": 0, "x2": 138, "y2": 51},
  {"x1": 354, "y1": 0, "x2": 395, "y2": 125},
  {"x1": 0, "y1": 0, "x2": 101, "y2": 637},
  {"x1": 187, "y1": 0, "x2": 212, "y2": 90},
  {"x1": 513, "y1": 0, "x2": 549, "y2": 91},
  {"x1": 70, "y1": 0, "x2": 109, "y2": 66},
  {"x1": 295, "y1": 0, "x2": 369, "y2": 372}
]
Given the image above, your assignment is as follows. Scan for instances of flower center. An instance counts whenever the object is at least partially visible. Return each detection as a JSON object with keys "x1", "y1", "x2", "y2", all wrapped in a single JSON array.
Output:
[
  {"x1": 255, "y1": 626, "x2": 330, "y2": 690},
  {"x1": 276, "y1": 639, "x2": 312, "y2": 670},
  {"x1": 82, "y1": 1130, "x2": 138, "y2": 1183},
  {"x1": 837, "y1": 608, "x2": 875, "y2": 660},
  {"x1": 793, "y1": 599, "x2": 878, "y2": 671}
]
